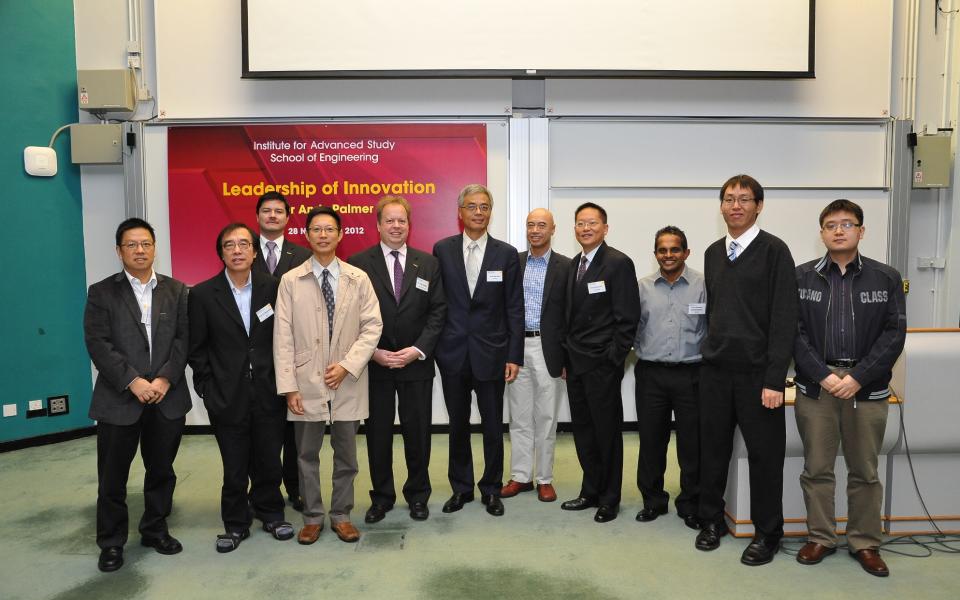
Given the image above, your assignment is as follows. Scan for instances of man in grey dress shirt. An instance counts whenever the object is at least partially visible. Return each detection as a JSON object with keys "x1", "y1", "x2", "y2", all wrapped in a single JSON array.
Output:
[{"x1": 633, "y1": 226, "x2": 706, "y2": 529}]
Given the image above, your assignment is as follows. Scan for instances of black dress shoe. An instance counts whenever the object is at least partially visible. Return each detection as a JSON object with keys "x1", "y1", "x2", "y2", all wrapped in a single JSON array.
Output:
[
  {"x1": 409, "y1": 502, "x2": 429, "y2": 521},
  {"x1": 678, "y1": 513, "x2": 701, "y2": 530},
  {"x1": 364, "y1": 503, "x2": 392, "y2": 524},
  {"x1": 560, "y1": 496, "x2": 598, "y2": 511},
  {"x1": 594, "y1": 505, "x2": 618, "y2": 523},
  {"x1": 140, "y1": 533, "x2": 183, "y2": 555},
  {"x1": 481, "y1": 495, "x2": 505, "y2": 517},
  {"x1": 635, "y1": 506, "x2": 668, "y2": 522},
  {"x1": 289, "y1": 495, "x2": 304, "y2": 512},
  {"x1": 441, "y1": 492, "x2": 475, "y2": 513},
  {"x1": 695, "y1": 522, "x2": 728, "y2": 551},
  {"x1": 98, "y1": 546, "x2": 123, "y2": 572},
  {"x1": 740, "y1": 536, "x2": 780, "y2": 566}
]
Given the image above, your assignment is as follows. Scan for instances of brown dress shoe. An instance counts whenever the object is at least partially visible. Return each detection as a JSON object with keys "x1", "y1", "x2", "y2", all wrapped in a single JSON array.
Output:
[
  {"x1": 850, "y1": 548, "x2": 889, "y2": 577},
  {"x1": 331, "y1": 521, "x2": 361, "y2": 543},
  {"x1": 797, "y1": 541, "x2": 837, "y2": 565},
  {"x1": 537, "y1": 483, "x2": 557, "y2": 502},
  {"x1": 297, "y1": 523, "x2": 322, "y2": 545},
  {"x1": 501, "y1": 480, "x2": 534, "y2": 498}
]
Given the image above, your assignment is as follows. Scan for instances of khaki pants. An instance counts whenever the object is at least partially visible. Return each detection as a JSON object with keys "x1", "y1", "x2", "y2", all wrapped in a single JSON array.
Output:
[
  {"x1": 795, "y1": 368, "x2": 888, "y2": 552},
  {"x1": 294, "y1": 420, "x2": 360, "y2": 525}
]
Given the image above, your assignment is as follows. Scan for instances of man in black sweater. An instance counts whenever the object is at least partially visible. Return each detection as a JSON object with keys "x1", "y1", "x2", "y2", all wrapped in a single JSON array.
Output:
[{"x1": 694, "y1": 174, "x2": 798, "y2": 566}]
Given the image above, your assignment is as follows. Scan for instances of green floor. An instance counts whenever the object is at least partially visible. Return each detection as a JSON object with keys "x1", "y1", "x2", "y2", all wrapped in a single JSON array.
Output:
[{"x1": 1, "y1": 433, "x2": 957, "y2": 600}]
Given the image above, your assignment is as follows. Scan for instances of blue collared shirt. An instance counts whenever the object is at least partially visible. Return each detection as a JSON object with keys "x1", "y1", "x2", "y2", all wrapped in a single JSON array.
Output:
[
  {"x1": 523, "y1": 249, "x2": 550, "y2": 330},
  {"x1": 634, "y1": 266, "x2": 706, "y2": 363},
  {"x1": 226, "y1": 270, "x2": 253, "y2": 335}
]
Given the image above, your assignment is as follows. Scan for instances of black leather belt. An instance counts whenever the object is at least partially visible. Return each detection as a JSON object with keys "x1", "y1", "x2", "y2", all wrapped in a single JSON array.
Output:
[
  {"x1": 826, "y1": 359, "x2": 858, "y2": 368},
  {"x1": 640, "y1": 360, "x2": 701, "y2": 368},
  {"x1": 525, "y1": 330, "x2": 541, "y2": 337}
]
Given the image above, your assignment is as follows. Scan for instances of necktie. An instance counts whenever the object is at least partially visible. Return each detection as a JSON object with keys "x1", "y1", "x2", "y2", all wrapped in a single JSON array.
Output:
[
  {"x1": 728, "y1": 240, "x2": 740, "y2": 261},
  {"x1": 466, "y1": 241, "x2": 480, "y2": 296},
  {"x1": 321, "y1": 269, "x2": 335, "y2": 341},
  {"x1": 266, "y1": 241, "x2": 278, "y2": 274},
  {"x1": 576, "y1": 255, "x2": 588, "y2": 282},
  {"x1": 390, "y1": 250, "x2": 403, "y2": 303}
]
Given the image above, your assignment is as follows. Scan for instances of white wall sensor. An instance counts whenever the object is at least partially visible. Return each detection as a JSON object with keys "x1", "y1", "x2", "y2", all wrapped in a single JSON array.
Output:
[{"x1": 24, "y1": 146, "x2": 58, "y2": 177}]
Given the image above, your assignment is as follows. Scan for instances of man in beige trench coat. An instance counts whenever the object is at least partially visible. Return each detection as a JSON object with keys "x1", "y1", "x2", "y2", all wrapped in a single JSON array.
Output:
[{"x1": 274, "y1": 206, "x2": 383, "y2": 545}]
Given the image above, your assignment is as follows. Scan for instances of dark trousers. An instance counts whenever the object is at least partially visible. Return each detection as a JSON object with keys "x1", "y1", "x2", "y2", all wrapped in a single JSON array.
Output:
[
  {"x1": 635, "y1": 361, "x2": 700, "y2": 516},
  {"x1": 367, "y1": 378, "x2": 434, "y2": 507},
  {"x1": 211, "y1": 387, "x2": 286, "y2": 533},
  {"x1": 440, "y1": 362, "x2": 505, "y2": 497},
  {"x1": 566, "y1": 361, "x2": 625, "y2": 507},
  {"x1": 96, "y1": 405, "x2": 185, "y2": 549},
  {"x1": 281, "y1": 422, "x2": 299, "y2": 499},
  {"x1": 697, "y1": 363, "x2": 786, "y2": 539}
]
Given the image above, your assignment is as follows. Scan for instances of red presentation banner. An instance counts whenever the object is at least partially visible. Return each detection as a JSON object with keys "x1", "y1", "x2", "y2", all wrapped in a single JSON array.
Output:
[{"x1": 167, "y1": 123, "x2": 487, "y2": 285}]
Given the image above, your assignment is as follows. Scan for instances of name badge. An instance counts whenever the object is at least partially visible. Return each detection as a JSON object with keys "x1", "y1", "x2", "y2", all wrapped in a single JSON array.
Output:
[
  {"x1": 256, "y1": 304, "x2": 275, "y2": 322},
  {"x1": 587, "y1": 281, "x2": 606, "y2": 294},
  {"x1": 416, "y1": 277, "x2": 429, "y2": 292},
  {"x1": 487, "y1": 270, "x2": 503, "y2": 282},
  {"x1": 688, "y1": 302, "x2": 706, "y2": 315}
]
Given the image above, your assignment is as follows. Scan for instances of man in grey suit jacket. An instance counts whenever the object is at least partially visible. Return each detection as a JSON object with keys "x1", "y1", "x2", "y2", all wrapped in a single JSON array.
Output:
[
  {"x1": 502, "y1": 208, "x2": 569, "y2": 503},
  {"x1": 84, "y1": 218, "x2": 191, "y2": 573}
]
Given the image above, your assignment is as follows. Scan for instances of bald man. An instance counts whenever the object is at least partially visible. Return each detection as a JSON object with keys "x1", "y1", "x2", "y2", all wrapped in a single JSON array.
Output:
[{"x1": 502, "y1": 209, "x2": 570, "y2": 503}]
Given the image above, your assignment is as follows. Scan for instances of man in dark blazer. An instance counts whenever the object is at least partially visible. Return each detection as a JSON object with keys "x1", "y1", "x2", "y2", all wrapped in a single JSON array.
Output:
[
  {"x1": 84, "y1": 218, "x2": 191, "y2": 572},
  {"x1": 432, "y1": 184, "x2": 524, "y2": 517},
  {"x1": 188, "y1": 223, "x2": 294, "y2": 553},
  {"x1": 251, "y1": 191, "x2": 312, "y2": 510},
  {"x1": 561, "y1": 202, "x2": 640, "y2": 523},
  {"x1": 502, "y1": 208, "x2": 569, "y2": 503},
  {"x1": 348, "y1": 195, "x2": 446, "y2": 523}
]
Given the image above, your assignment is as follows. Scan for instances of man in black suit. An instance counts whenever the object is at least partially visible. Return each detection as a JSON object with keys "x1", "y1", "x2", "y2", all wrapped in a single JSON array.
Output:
[
  {"x1": 188, "y1": 223, "x2": 295, "y2": 553},
  {"x1": 502, "y1": 208, "x2": 569, "y2": 503},
  {"x1": 432, "y1": 184, "x2": 524, "y2": 517},
  {"x1": 561, "y1": 202, "x2": 640, "y2": 523},
  {"x1": 251, "y1": 191, "x2": 312, "y2": 511},
  {"x1": 84, "y1": 218, "x2": 190, "y2": 572},
  {"x1": 348, "y1": 195, "x2": 446, "y2": 523}
]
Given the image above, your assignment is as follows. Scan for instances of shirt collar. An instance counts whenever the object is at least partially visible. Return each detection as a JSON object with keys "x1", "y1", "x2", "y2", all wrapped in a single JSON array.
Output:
[
  {"x1": 581, "y1": 243, "x2": 602, "y2": 263},
  {"x1": 823, "y1": 252, "x2": 862, "y2": 275},
  {"x1": 462, "y1": 231, "x2": 488, "y2": 253},
  {"x1": 655, "y1": 265, "x2": 688, "y2": 286},
  {"x1": 260, "y1": 235, "x2": 284, "y2": 255},
  {"x1": 312, "y1": 256, "x2": 340, "y2": 280},
  {"x1": 527, "y1": 248, "x2": 551, "y2": 263},
  {"x1": 380, "y1": 241, "x2": 407, "y2": 258},
  {"x1": 224, "y1": 269, "x2": 252, "y2": 292},
  {"x1": 727, "y1": 223, "x2": 760, "y2": 247},
  {"x1": 125, "y1": 269, "x2": 157, "y2": 289}
]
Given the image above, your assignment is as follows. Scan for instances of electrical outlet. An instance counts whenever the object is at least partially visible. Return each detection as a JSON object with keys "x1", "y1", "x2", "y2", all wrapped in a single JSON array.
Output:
[
  {"x1": 47, "y1": 395, "x2": 69, "y2": 417},
  {"x1": 26, "y1": 399, "x2": 47, "y2": 419}
]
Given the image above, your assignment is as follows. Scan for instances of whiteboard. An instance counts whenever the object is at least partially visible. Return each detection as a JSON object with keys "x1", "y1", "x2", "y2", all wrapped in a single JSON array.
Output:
[{"x1": 243, "y1": 0, "x2": 813, "y2": 77}]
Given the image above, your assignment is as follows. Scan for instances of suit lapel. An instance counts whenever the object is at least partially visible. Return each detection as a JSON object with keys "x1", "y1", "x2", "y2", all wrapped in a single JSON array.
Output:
[
  {"x1": 449, "y1": 237, "x2": 470, "y2": 298},
  {"x1": 249, "y1": 274, "x2": 271, "y2": 338},
  {"x1": 150, "y1": 277, "x2": 167, "y2": 342},
  {"x1": 116, "y1": 274, "x2": 149, "y2": 343},
  {"x1": 368, "y1": 246, "x2": 396, "y2": 301},
  {"x1": 472, "y1": 236, "x2": 498, "y2": 300},
  {"x1": 398, "y1": 250, "x2": 420, "y2": 302},
  {"x1": 213, "y1": 274, "x2": 247, "y2": 335},
  {"x1": 542, "y1": 252, "x2": 557, "y2": 308}
]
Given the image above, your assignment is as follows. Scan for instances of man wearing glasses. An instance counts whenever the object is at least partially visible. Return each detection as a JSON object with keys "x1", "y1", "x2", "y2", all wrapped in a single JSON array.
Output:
[
  {"x1": 793, "y1": 200, "x2": 906, "y2": 577},
  {"x1": 561, "y1": 202, "x2": 640, "y2": 523},
  {"x1": 695, "y1": 175, "x2": 798, "y2": 566},
  {"x1": 188, "y1": 223, "x2": 295, "y2": 553},
  {"x1": 432, "y1": 184, "x2": 524, "y2": 517},
  {"x1": 274, "y1": 206, "x2": 382, "y2": 545},
  {"x1": 85, "y1": 218, "x2": 190, "y2": 572}
]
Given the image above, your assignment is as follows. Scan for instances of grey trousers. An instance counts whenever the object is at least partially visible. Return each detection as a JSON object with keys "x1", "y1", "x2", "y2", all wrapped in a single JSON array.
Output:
[
  {"x1": 795, "y1": 368, "x2": 889, "y2": 552},
  {"x1": 294, "y1": 420, "x2": 360, "y2": 525}
]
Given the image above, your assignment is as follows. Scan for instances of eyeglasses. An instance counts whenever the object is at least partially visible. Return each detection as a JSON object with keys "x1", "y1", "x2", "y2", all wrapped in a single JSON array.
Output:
[
  {"x1": 462, "y1": 203, "x2": 491, "y2": 213},
  {"x1": 120, "y1": 241, "x2": 154, "y2": 251},
  {"x1": 308, "y1": 226, "x2": 340, "y2": 235},
  {"x1": 822, "y1": 222, "x2": 861, "y2": 232},
  {"x1": 575, "y1": 220, "x2": 603, "y2": 229},
  {"x1": 222, "y1": 240, "x2": 253, "y2": 250},
  {"x1": 722, "y1": 196, "x2": 756, "y2": 206}
]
